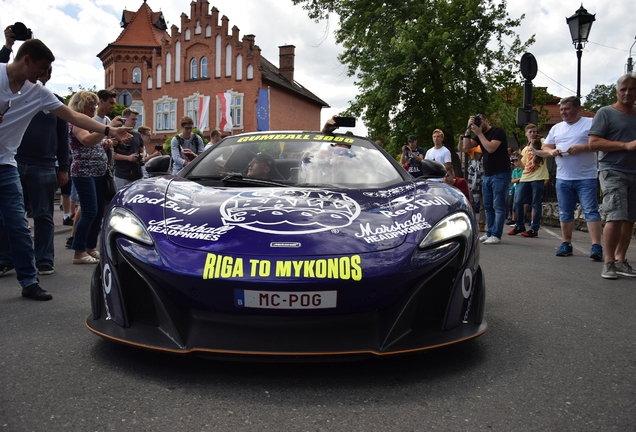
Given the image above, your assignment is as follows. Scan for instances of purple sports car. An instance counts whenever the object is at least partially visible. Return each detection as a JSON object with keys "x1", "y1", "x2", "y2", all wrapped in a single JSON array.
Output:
[{"x1": 87, "y1": 131, "x2": 486, "y2": 360}]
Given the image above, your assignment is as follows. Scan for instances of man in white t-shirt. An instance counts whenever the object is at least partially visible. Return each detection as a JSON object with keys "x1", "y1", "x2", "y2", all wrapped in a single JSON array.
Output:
[
  {"x1": 0, "y1": 39, "x2": 132, "y2": 301},
  {"x1": 534, "y1": 96, "x2": 602, "y2": 260},
  {"x1": 425, "y1": 129, "x2": 452, "y2": 168}
]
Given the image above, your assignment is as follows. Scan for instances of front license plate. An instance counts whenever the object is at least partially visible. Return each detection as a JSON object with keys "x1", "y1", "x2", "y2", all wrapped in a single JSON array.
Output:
[{"x1": 235, "y1": 290, "x2": 337, "y2": 309}]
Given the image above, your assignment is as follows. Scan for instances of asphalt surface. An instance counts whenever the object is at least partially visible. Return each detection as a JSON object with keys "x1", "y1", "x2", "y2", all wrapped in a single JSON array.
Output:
[{"x1": 1, "y1": 210, "x2": 635, "y2": 431}]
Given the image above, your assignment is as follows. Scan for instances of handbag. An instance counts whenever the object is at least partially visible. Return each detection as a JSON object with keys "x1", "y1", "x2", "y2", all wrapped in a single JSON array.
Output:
[{"x1": 103, "y1": 168, "x2": 117, "y2": 202}]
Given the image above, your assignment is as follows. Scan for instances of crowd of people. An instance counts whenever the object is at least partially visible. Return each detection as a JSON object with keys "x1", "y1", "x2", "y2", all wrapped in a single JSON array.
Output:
[
  {"x1": 0, "y1": 30, "x2": 223, "y2": 301},
  {"x1": 409, "y1": 77, "x2": 636, "y2": 280},
  {"x1": 1, "y1": 30, "x2": 635, "y2": 303}
]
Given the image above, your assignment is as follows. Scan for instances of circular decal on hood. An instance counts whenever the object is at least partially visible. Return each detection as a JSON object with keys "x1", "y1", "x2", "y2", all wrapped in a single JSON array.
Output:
[{"x1": 220, "y1": 189, "x2": 361, "y2": 234}]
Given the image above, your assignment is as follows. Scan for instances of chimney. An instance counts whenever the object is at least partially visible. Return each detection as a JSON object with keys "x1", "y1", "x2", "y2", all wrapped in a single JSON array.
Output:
[{"x1": 279, "y1": 45, "x2": 295, "y2": 82}]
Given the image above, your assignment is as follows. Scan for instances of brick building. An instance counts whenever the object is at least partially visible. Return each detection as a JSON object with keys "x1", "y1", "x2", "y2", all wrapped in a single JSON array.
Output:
[{"x1": 97, "y1": 0, "x2": 329, "y2": 142}]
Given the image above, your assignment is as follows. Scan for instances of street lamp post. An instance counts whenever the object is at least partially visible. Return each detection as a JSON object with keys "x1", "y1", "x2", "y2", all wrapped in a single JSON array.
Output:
[{"x1": 566, "y1": 5, "x2": 596, "y2": 99}]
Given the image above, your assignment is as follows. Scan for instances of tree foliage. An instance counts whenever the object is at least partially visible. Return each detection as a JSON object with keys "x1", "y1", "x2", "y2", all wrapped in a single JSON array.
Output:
[
  {"x1": 292, "y1": 0, "x2": 535, "y2": 155},
  {"x1": 583, "y1": 83, "x2": 616, "y2": 113}
]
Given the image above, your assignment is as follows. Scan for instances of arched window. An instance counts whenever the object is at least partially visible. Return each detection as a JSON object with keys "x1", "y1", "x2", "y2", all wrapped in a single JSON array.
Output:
[
  {"x1": 190, "y1": 58, "x2": 197, "y2": 79},
  {"x1": 147, "y1": 76, "x2": 152, "y2": 90},
  {"x1": 246, "y1": 64, "x2": 254, "y2": 80},
  {"x1": 165, "y1": 53, "x2": 172, "y2": 83},
  {"x1": 236, "y1": 55, "x2": 243, "y2": 81},
  {"x1": 185, "y1": 28, "x2": 191, "y2": 41},
  {"x1": 205, "y1": 25, "x2": 211, "y2": 38},
  {"x1": 225, "y1": 44, "x2": 232, "y2": 77},
  {"x1": 201, "y1": 58, "x2": 208, "y2": 78},
  {"x1": 122, "y1": 68, "x2": 128, "y2": 84},
  {"x1": 175, "y1": 41, "x2": 181, "y2": 82},
  {"x1": 195, "y1": 20, "x2": 201, "y2": 35},
  {"x1": 215, "y1": 35, "x2": 221, "y2": 78},
  {"x1": 156, "y1": 65, "x2": 162, "y2": 88},
  {"x1": 132, "y1": 67, "x2": 141, "y2": 84}
]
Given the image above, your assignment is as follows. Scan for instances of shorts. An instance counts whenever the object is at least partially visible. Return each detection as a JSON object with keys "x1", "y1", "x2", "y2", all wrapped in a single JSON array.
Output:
[
  {"x1": 556, "y1": 178, "x2": 600, "y2": 223},
  {"x1": 599, "y1": 170, "x2": 636, "y2": 222}
]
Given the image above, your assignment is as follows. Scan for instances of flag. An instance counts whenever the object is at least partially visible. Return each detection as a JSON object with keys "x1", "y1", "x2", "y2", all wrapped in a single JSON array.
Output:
[
  {"x1": 217, "y1": 92, "x2": 233, "y2": 133},
  {"x1": 197, "y1": 95, "x2": 210, "y2": 130},
  {"x1": 256, "y1": 88, "x2": 269, "y2": 131}
]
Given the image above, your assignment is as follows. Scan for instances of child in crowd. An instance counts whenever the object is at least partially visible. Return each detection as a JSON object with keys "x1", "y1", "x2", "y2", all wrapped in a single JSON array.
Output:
[{"x1": 507, "y1": 154, "x2": 523, "y2": 225}]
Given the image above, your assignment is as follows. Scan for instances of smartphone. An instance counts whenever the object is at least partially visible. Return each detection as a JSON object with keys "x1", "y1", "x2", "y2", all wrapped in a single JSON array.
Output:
[
  {"x1": 334, "y1": 116, "x2": 356, "y2": 128},
  {"x1": 154, "y1": 145, "x2": 164, "y2": 151},
  {"x1": 0, "y1": 100, "x2": 11, "y2": 116}
]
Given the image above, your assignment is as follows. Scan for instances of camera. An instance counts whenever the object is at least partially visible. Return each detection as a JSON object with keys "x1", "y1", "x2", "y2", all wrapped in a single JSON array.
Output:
[
  {"x1": 11, "y1": 22, "x2": 32, "y2": 41},
  {"x1": 473, "y1": 114, "x2": 482, "y2": 127}
]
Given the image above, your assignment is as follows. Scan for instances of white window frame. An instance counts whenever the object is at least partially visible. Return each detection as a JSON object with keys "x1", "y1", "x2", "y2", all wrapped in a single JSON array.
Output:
[
  {"x1": 147, "y1": 76, "x2": 152, "y2": 90},
  {"x1": 225, "y1": 44, "x2": 232, "y2": 77},
  {"x1": 215, "y1": 35, "x2": 221, "y2": 78},
  {"x1": 154, "y1": 96, "x2": 178, "y2": 132},
  {"x1": 247, "y1": 64, "x2": 254, "y2": 80},
  {"x1": 175, "y1": 41, "x2": 181, "y2": 82},
  {"x1": 236, "y1": 55, "x2": 243, "y2": 81},
  {"x1": 201, "y1": 57, "x2": 208, "y2": 78},
  {"x1": 205, "y1": 25, "x2": 211, "y2": 38},
  {"x1": 190, "y1": 58, "x2": 198, "y2": 79},
  {"x1": 132, "y1": 67, "x2": 141, "y2": 84},
  {"x1": 217, "y1": 90, "x2": 244, "y2": 130},
  {"x1": 165, "y1": 53, "x2": 172, "y2": 83},
  {"x1": 185, "y1": 28, "x2": 191, "y2": 41},
  {"x1": 184, "y1": 92, "x2": 204, "y2": 130}
]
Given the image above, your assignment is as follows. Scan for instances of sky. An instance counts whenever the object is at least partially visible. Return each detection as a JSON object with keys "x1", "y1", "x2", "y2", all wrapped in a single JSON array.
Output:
[{"x1": 1, "y1": 0, "x2": 633, "y2": 137}]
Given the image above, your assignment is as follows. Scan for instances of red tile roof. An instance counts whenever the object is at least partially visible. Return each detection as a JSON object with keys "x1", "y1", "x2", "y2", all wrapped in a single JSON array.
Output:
[{"x1": 112, "y1": 2, "x2": 168, "y2": 47}]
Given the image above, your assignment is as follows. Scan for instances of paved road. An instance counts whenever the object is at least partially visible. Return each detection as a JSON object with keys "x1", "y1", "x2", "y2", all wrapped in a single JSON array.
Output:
[{"x1": 1, "y1": 214, "x2": 635, "y2": 431}]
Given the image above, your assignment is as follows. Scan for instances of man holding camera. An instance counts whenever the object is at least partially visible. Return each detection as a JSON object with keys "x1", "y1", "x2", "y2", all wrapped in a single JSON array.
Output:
[
  {"x1": 400, "y1": 135, "x2": 426, "y2": 178},
  {"x1": 113, "y1": 108, "x2": 143, "y2": 188},
  {"x1": 460, "y1": 114, "x2": 510, "y2": 244},
  {"x1": 0, "y1": 38, "x2": 132, "y2": 300}
]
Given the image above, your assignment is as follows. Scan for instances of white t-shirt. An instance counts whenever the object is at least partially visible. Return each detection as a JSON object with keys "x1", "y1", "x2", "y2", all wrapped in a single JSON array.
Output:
[
  {"x1": 544, "y1": 117, "x2": 597, "y2": 180},
  {"x1": 424, "y1": 146, "x2": 452, "y2": 165},
  {"x1": 0, "y1": 64, "x2": 63, "y2": 166}
]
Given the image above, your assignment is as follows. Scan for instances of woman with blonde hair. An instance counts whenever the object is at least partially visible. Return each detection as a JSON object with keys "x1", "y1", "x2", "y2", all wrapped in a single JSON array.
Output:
[{"x1": 67, "y1": 90, "x2": 111, "y2": 264}]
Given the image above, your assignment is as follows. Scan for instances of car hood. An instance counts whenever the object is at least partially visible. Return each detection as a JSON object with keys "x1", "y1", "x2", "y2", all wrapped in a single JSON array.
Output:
[{"x1": 120, "y1": 177, "x2": 461, "y2": 256}]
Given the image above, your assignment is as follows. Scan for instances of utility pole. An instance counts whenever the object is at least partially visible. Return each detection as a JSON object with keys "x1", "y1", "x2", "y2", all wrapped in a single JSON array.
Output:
[{"x1": 627, "y1": 37, "x2": 636, "y2": 73}]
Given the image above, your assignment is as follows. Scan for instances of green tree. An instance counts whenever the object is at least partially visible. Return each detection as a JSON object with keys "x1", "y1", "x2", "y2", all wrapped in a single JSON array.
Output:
[
  {"x1": 583, "y1": 83, "x2": 616, "y2": 113},
  {"x1": 292, "y1": 0, "x2": 533, "y2": 156}
]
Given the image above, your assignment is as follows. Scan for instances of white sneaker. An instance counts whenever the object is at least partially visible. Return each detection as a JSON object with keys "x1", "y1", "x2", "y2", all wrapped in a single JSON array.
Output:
[
  {"x1": 479, "y1": 234, "x2": 490, "y2": 242},
  {"x1": 483, "y1": 236, "x2": 501, "y2": 244}
]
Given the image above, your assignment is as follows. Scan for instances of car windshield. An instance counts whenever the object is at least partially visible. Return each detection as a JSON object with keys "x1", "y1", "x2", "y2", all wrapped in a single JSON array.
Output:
[{"x1": 185, "y1": 133, "x2": 404, "y2": 188}]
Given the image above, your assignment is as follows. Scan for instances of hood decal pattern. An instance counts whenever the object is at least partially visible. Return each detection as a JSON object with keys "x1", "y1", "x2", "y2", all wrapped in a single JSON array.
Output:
[{"x1": 219, "y1": 189, "x2": 361, "y2": 235}]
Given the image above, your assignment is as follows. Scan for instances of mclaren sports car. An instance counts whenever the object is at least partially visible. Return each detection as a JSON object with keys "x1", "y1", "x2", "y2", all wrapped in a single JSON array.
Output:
[{"x1": 87, "y1": 131, "x2": 486, "y2": 359}]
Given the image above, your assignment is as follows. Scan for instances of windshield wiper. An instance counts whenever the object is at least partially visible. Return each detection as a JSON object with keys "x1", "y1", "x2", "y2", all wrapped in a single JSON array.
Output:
[{"x1": 221, "y1": 173, "x2": 288, "y2": 187}]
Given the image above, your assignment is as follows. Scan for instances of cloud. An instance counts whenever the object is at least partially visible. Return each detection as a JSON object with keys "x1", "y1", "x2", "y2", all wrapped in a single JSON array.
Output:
[{"x1": 2, "y1": 0, "x2": 632, "y2": 136}]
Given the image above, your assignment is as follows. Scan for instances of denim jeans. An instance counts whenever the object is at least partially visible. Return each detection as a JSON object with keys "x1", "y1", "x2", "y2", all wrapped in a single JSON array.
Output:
[
  {"x1": 556, "y1": 178, "x2": 601, "y2": 222},
  {"x1": 482, "y1": 172, "x2": 510, "y2": 239},
  {"x1": 515, "y1": 180, "x2": 545, "y2": 231},
  {"x1": 0, "y1": 164, "x2": 38, "y2": 288},
  {"x1": 71, "y1": 176, "x2": 106, "y2": 251},
  {"x1": 19, "y1": 163, "x2": 57, "y2": 266}
]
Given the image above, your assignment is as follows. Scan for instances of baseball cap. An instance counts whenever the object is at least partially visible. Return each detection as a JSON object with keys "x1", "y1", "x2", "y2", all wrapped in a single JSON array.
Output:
[{"x1": 253, "y1": 152, "x2": 276, "y2": 167}]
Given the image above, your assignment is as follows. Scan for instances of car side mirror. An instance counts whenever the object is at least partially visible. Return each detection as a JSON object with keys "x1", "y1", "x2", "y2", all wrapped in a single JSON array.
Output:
[{"x1": 418, "y1": 159, "x2": 447, "y2": 179}]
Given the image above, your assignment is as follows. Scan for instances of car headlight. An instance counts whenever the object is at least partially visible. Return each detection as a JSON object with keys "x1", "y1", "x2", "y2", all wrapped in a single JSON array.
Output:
[
  {"x1": 105, "y1": 206, "x2": 154, "y2": 246},
  {"x1": 419, "y1": 212, "x2": 472, "y2": 249}
]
